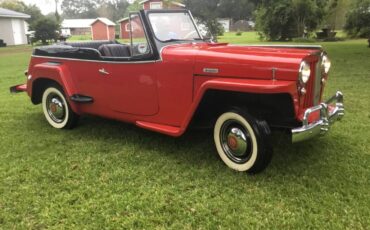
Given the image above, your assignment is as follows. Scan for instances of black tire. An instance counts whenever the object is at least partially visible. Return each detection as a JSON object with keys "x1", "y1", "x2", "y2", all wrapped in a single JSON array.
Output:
[
  {"x1": 41, "y1": 85, "x2": 79, "y2": 129},
  {"x1": 214, "y1": 109, "x2": 273, "y2": 174}
]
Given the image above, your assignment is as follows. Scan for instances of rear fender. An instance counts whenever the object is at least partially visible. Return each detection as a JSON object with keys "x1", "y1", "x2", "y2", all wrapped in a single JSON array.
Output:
[{"x1": 30, "y1": 62, "x2": 80, "y2": 113}]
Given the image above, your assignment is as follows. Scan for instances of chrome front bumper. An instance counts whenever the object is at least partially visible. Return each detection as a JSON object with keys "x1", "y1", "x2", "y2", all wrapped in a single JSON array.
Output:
[{"x1": 292, "y1": 91, "x2": 344, "y2": 143}]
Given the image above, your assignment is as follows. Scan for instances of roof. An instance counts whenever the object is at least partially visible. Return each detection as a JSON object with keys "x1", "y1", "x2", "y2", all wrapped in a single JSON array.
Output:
[
  {"x1": 0, "y1": 7, "x2": 30, "y2": 19},
  {"x1": 138, "y1": 0, "x2": 186, "y2": 7},
  {"x1": 90, "y1": 17, "x2": 116, "y2": 26},
  {"x1": 61, "y1": 19, "x2": 95, "y2": 29},
  {"x1": 172, "y1": 2, "x2": 186, "y2": 7},
  {"x1": 117, "y1": 17, "x2": 129, "y2": 23}
]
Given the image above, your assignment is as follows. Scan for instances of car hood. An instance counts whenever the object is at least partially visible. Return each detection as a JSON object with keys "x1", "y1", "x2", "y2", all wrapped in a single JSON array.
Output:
[{"x1": 162, "y1": 43, "x2": 321, "y2": 81}]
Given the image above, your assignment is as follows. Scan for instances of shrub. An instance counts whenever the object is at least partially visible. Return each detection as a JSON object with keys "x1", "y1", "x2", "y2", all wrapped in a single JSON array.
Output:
[
  {"x1": 34, "y1": 18, "x2": 60, "y2": 45},
  {"x1": 236, "y1": 30, "x2": 243, "y2": 36},
  {"x1": 255, "y1": 0, "x2": 326, "y2": 41},
  {"x1": 345, "y1": 0, "x2": 370, "y2": 38}
]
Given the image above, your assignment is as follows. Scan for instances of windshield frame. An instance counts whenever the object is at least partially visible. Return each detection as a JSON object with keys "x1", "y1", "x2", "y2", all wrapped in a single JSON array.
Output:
[{"x1": 146, "y1": 10, "x2": 203, "y2": 43}]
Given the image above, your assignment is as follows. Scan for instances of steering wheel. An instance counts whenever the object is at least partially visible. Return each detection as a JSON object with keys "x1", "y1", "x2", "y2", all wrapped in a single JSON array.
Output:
[{"x1": 184, "y1": 30, "x2": 198, "y2": 39}]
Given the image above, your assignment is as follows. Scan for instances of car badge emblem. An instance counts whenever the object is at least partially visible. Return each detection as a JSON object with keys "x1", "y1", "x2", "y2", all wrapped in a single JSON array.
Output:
[{"x1": 203, "y1": 68, "x2": 219, "y2": 74}]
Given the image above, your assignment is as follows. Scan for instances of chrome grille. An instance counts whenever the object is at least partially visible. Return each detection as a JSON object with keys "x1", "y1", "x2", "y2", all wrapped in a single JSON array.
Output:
[
  {"x1": 313, "y1": 56, "x2": 323, "y2": 105},
  {"x1": 303, "y1": 55, "x2": 323, "y2": 108},
  {"x1": 304, "y1": 71, "x2": 314, "y2": 108}
]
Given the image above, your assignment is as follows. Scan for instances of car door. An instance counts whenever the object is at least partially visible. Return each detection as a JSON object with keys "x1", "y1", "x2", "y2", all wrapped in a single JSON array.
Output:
[
  {"x1": 99, "y1": 62, "x2": 159, "y2": 116},
  {"x1": 100, "y1": 13, "x2": 159, "y2": 116}
]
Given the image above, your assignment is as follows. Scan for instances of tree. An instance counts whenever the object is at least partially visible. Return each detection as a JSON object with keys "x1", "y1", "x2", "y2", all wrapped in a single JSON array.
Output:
[
  {"x1": 255, "y1": 1, "x2": 296, "y2": 40},
  {"x1": 45, "y1": 0, "x2": 62, "y2": 22},
  {"x1": 291, "y1": 0, "x2": 325, "y2": 37},
  {"x1": 54, "y1": 0, "x2": 61, "y2": 23},
  {"x1": 62, "y1": 0, "x2": 129, "y2": 21},
  {"x1": 24, "y1": 4, "x2": 44, "y2": 30},
  {"x1": 124, "y1": 0, "x2": 141, "y2": 17},
  {"x1": 183, "y1": 0, "x2": 256, "y2": 37},
  {"x1": 344, "y1": 0, "x2": 370, "y2": 38},
  {"x1": 61, "y1": 0, "x2": 102, "y2": 19},
  {"x1": 0, "y1": 0, "x2": 25, "y2": 12},
  {"x1": 324, "y1": 0, "x2": 351, "y2": 30},
  {"x1": 255, "y1": 0, "x2": 328, "y2": 40},
  {"x1": 184, "y1": 0, "x2": 224, "y2": 36},
  {"x1": 217, "y1": 0, "x2": 256, "y2": 21},
  {"x1": 34, "y1": 18, "x2": 60, "y2": 44},
  {"x1": 97, "y1": 0, "x2": 130, "y2": 22}
]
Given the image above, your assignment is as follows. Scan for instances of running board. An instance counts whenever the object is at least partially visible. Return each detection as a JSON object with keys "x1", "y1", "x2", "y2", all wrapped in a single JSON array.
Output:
[
  {"x1": 70, "y1": 94, "x2": 94, "y2": 103},
  {"x1": 136, "y1": 121, "x2": 182, "y2": 137}
]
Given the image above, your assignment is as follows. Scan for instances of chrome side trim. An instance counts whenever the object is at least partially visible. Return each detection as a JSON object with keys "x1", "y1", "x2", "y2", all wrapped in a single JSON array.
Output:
[
  {"x1": 32, "y1": 41, "x2": 190, "y2": 64},
  {"x1": 292, "y1": 91, "x2": 344, "y2": 143},
  {"x1": 31, "y1": 55, "x2": 161, "y2": 64},
  {"x1": 240, "y1": 44, "x2": 323, "y2": 50}
]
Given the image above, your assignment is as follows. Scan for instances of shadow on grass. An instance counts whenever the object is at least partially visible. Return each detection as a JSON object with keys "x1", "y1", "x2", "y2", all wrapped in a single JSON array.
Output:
[
  {"x1": 19, "y1": 112, "x2": 348, "y2": 181},
  {"x1": 23, "y1": 112, "x2": 343, "y2": 176}
]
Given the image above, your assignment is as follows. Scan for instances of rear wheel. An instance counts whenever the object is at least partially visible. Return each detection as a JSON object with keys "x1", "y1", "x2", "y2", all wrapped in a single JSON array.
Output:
[
  {"x1": 42, "y1": 86, "x2": 79, "y2": 129},
  {"x1": 214, "y1": 110, "x2": 273, "y2": 174}
]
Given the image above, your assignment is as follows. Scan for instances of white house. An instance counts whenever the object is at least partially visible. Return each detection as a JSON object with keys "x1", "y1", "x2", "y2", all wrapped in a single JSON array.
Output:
[
  {"x1": 218, "y1": 18, "x2": 231, "y2": 33},
  {"x1": 0, "y1": 7, "x2": 30, "y2": 46},
  {"x1": 61, "y1": 19, "x2": 95, "y2": 36}
]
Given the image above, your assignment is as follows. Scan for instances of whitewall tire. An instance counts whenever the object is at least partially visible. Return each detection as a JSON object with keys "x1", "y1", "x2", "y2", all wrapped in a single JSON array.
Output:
[
  {"x1": 42, "y1": 86, "x2": 78, "y2": 129},
  {"x1": 214, "y1": 110, "x2": 273, "y2": 174}
]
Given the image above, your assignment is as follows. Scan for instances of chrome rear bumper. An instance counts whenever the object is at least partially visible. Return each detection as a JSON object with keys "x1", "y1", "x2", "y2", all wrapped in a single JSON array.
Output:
[{"x1": 292, "y1": 91, "x2": 344, "y2": 143}]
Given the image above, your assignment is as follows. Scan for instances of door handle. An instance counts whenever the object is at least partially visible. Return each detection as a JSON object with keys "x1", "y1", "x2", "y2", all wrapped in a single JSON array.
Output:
[{"x1": 99, "y1": 68, "x2": 110, "y2": 75}]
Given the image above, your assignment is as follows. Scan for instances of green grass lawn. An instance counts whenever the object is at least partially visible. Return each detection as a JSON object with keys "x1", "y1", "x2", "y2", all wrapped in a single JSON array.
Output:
[{"x1": 0, "y1": 37, "x2": 369, "y2": 229}]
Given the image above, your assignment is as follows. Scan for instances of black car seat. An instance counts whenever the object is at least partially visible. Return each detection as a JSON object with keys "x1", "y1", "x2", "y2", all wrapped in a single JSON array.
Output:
[
  {"x1": 59, "y1": 40, "x2": 116, "y2": 50},
  {"x1": 98, "y1": 44, "x2": 132, "y2": 57}
]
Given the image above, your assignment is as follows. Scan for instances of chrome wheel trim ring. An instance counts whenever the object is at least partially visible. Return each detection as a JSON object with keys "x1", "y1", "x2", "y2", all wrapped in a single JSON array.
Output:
[
  {"x1": 42, "y1": 87, "x2": 70, "y2": 129},
  {"x1": 214, "y1": 112, "x2": 258, "y2": 172}
]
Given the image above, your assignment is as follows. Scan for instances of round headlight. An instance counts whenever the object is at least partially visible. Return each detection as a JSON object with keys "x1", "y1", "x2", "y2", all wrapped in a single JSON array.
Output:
[
  {"x1": 299, "y1": 61, "x2": 311, "y2": 84},
  {"x1": 322, "y1": 55, "x2": 331, "y2": 74}
]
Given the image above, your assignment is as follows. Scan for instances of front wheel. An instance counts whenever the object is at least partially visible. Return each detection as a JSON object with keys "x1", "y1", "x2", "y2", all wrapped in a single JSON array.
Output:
[
  {"x1": 42, "y1": 86, "x2": 79, "y2": 129},
  {"x1": 214, "y1": 110, "x2": 273, "y2": 174}
]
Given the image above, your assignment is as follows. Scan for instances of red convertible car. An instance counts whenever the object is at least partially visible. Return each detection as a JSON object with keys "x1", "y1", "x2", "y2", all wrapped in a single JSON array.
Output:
[{"x1": 11, "y1": 10, "x2": 344, "y2": 173}]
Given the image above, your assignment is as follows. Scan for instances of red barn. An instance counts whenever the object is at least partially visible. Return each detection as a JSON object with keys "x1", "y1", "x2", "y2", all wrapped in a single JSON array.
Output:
[
  {"x1": 139, "y1": 0, "x2": 185, "y2": 10},
  {"x1": 119, "y1": 0, "x2": 185, "y2": 39},
  {"x1": 118, "y1": 17, "x2": 130, "y2": 39},
  {"x1": 119, "y1": 16, "x2": 145, "y2": 40},
  {"x1": 90, "y1": 18, "x2": 116, "y2": 40}
]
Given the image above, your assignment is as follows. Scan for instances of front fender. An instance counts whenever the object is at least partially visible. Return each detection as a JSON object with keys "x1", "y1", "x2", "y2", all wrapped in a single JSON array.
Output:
[{"x1": 179, "y1": 77, "x2": 299, "y2": 134}]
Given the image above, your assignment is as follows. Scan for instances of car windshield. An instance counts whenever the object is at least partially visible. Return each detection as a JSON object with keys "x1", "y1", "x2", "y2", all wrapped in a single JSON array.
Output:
[{"x1": 148, "y1": 12, "x2": 201, "y2": 42}]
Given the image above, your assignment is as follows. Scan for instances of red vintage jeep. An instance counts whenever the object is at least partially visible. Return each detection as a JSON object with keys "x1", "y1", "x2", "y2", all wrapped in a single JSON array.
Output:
[{"x1": 11, "y1": 10, "x2": 344, "y2": 173}]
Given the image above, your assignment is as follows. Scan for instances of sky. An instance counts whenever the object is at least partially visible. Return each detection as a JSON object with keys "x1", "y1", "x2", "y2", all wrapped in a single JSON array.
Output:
[
  {"x1": 21, "y1": 0, "x2": 136, "y2": 15},
  {"x1": 22, "y1": 0, "x2": 61, "y2": 15}
]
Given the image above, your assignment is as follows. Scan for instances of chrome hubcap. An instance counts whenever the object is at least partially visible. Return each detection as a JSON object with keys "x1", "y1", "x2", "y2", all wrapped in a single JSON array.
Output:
[
  {"x1": 227, "y1": 128, "x2": 248, "y2": 156},
  {"x1": 46, "y1": 94, "x2": 65, "y2": 123},
  {"x1": 220, "y1": 120, "x2": 253, "y2": 164}
]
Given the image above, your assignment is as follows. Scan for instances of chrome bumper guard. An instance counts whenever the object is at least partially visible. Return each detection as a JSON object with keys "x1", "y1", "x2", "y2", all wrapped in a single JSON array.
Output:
[{"x1": 292, "y1": 91, "x2": 344, "y2": 143}]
